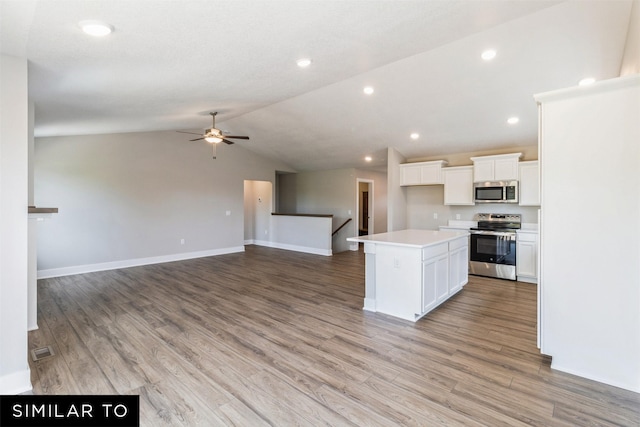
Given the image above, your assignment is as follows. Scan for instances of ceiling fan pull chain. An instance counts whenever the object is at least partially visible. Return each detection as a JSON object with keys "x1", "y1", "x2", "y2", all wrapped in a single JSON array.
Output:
[{"x1": 212, "y1": 143, "x2": 217, "y2": 159}]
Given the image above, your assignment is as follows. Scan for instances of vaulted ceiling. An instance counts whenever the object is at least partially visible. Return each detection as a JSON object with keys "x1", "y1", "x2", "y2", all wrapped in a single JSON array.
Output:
[{"x1": 1, "y1": 0, "x2": 635, "y2": 170}]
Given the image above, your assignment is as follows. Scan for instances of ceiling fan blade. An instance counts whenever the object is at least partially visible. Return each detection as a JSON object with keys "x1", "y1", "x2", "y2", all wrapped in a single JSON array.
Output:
[
  {"x1": 224, "y1": 135, "x2": 250, "y2": 140},
  {"x1": 221, "y1": 139, "x2": 235, "y2": 145},
  {"x1": 189, "y1": 137, "x2": 205, "y2": 141},
  {"x1": 176, "y1": 131, "x2": 203, "y2": 135}
]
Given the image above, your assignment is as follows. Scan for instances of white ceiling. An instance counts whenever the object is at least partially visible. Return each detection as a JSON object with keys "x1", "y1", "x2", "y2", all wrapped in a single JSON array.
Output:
[{"x1": 1, "y1": 0, "x2": 635, "y2": 171}]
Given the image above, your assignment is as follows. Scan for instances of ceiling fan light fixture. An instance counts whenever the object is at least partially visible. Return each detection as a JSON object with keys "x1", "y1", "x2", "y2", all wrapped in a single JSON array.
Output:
[
  {"x1": 410, "y1": 133, "x2": 420, "y2": 140},
  {"x1": 79, "y1": 20, "x2": 114, "y2": 37},
  {"x1": 205, "y1": 136, "x2": 223, "y2": 143},
  {"x1": 363, "y1": 86, "x2": 374, "y2": 95},
  {"x1": 365, "y1": 156, "x2": 373, "y2": 162},
  {"x1": 297, "y1": 58, "x2": 312, "y2": 68},
  {"x1": 507, "y1": 116, "x2": 519, "y2": 125}
]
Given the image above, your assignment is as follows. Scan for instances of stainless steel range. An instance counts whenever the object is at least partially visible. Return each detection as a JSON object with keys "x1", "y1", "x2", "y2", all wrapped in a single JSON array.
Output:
[{"x1": 469, "y1": 213, "x2": 521, "y2": 281}]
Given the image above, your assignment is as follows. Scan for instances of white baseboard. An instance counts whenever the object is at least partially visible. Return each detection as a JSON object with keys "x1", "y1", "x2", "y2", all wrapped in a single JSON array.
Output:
[
  {"x1": 0, "y1": 368, "x2": 32, "y2": 395},
  {"x1": 37, "y1": 246, "x2": 245, "y2": 279},
  {"x1": 363, "y1": 298, "x2": 377, "y2": 312},
  {"x1": 550, "y1": 361, "x2": 640, "y2": 393},
  {"x1": 250, "y1": 240, "x2": 332, "y2": 256}
]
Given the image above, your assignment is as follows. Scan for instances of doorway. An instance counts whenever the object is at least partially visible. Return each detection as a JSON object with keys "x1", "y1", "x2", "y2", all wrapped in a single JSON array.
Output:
[{"x1": 357, "y1": 179, "x2": 374, "y2": 236}]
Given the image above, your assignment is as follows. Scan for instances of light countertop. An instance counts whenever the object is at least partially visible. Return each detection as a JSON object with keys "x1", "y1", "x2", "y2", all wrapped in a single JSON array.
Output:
[{"x1": 347, "y1": 229, "x2": 468, "y2": 248}]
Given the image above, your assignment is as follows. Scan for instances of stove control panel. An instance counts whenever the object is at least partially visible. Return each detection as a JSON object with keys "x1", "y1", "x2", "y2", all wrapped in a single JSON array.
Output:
[{"x1": 475, "y1": 213, "x2": 521, "y2": 222}]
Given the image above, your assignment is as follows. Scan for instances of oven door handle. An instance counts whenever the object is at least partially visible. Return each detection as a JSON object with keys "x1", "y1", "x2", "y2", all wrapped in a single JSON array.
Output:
[{"x1": 470, "y1": 231, "x2": 517, "y2": 239}]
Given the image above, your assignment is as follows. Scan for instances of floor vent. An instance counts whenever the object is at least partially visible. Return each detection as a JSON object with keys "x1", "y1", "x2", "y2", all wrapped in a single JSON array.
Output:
[{"x1": 31, "y1": 346, "x2": 55, "y2": 362}]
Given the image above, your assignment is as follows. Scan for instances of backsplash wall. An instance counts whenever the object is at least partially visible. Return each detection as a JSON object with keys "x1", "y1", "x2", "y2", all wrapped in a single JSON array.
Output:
[{"x1": 406, "y1": 185, "x2": 538, "y2": 230}]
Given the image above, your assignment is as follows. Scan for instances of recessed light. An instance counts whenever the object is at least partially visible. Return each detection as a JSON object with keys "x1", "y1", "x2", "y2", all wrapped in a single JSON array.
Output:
[
  {"x1": 296, "y1": 58, "x2": 312, "y2": 68},
  {"x1": 507, "y1": 117, "x2": 519, "y2": 125},
  {"x1": 410, "y1": 133, "x2": 420, "y2": 140},
  {"x1": 79, "y1": 20, "x2": 114, "y2": 37},
  {"x1": 578, "y1": 77, "x2": 596, "y2": 86},
  {"x1": 365, "y1": 156, "x2": 373, "y2": 162},
  {"x1": 481, "y1": 49, "x2": 497, "y2": 61},
  {"x1": 363, "y1": 86, "x2": 374, "y2": 95}
]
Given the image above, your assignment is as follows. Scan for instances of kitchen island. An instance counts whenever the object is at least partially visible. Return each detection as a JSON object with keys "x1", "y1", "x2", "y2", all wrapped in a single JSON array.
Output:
[{"x1": 347, "y1": 229, "x2": 469, "y2": 322}]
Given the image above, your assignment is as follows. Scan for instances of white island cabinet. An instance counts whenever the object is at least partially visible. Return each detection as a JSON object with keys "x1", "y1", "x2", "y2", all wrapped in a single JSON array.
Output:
[{"x1": 347, "y1": 229, "x2": 468, "y2": 322}]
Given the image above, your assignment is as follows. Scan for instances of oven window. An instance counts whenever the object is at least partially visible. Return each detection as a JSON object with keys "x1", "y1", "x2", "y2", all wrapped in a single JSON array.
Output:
[
  {"x1": 476, "y1": 236, "x2": 511, "y2": 256},
  {"x1": 476, "y1": 187, "x2": 503, "y2": 200}
]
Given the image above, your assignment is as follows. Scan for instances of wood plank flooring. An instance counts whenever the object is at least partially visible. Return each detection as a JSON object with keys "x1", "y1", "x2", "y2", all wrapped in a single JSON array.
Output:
[{"x1": 29, "y1": 245, "x2": 639, "y2": 426}]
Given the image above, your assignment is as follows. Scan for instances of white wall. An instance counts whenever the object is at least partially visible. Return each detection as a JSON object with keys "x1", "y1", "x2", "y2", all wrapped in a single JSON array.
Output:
[
  {"x1": 536, "y1": 75, "x2": 640, "y2": 392},
  {"x1": 0, "y1": 54, "x2": 31, "y2": 394},
  {"x1": 34, "y1": 131, "x2": 294, "y2": 276}
]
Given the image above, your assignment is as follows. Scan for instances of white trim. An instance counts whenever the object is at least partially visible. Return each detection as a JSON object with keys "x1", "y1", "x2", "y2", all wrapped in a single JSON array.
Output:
[
  {"x1": 363, "y1": 298, "x2": 376, "y2": 312},
  {"x1": 250, "y1": 240, "x2": 332, "y2": 256},
  {"x1": 534, "y1": 74, "x2": 640, "y2": 103},
  {"x1": 0, "y1": 369, "x2": 32, "y2": 395},
  {"x1": 550, "y1": 361, "x2": 640, "y2": 394},
  {"x1": 37, "y1": 246, "x2": 245, "y2": 279}
]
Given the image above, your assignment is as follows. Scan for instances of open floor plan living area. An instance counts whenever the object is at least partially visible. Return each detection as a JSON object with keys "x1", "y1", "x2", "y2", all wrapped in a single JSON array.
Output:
[{"x1": 1, "y1": 1, "x2": 639, "y2": 426}]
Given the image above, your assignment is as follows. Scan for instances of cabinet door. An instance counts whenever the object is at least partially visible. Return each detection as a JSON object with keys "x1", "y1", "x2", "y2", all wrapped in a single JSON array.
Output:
[
  {"x1": 435, "y1": 254, "x2": 449, "y2": 303},
  {"x1": 420, "y1": 163, "x2": 443, "y2": 184},
  {"x1": 400, "y1": 164, "x2": 422, "y2": 186},
  {"x1": 519, "y1": 161, "x2": 540, "y2": 206},
  {"x1": 444, "y1": 167, "x2": 474, "y2": 205},
  {"x1": 516, "y1": 239, "x2": 537, "y2": 279},
  {"x1": 422, "y1": 260, "x2": 438, "y2": 313},
  {"x1": 494, "y1": 158, "x2": 519, "y2": 181},
  {"x1": 449, "y1": 245, "x2": 469, "y2": 294},
  {"x1": 473, "y1": 159, "x2": 494, "y2": 182}
]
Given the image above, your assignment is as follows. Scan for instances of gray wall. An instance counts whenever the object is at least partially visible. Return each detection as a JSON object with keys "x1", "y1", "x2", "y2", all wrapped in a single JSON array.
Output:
[
  {"x1": 386, "y1": 147, "x2": 407, "y2": 231},
  {"x1": 406, "y1": 185, "x2": 538, "y2": 229},
  {"x1": 244, "y1": 180, "x2": 273, "y2": 243},
  {"x1": 355, "y1": 168, "x2": 388, "y2": 235},
  {"x1": 34, "y1": 131, "x2": 294, "y2": 272},
  {"x1": 274, "y1": 167, "x2": 389, "y2": 252}
]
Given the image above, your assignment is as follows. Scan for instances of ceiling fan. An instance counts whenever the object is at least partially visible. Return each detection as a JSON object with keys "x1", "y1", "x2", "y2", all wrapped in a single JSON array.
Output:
[{"x1": 177, "y1": 112, "x2": 249, "y2": 158}]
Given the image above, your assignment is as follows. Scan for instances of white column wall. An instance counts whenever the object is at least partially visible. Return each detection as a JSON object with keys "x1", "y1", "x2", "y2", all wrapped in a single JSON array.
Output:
[{"x1": 0, "y1": 54, "x2": 31, "y2": 394}]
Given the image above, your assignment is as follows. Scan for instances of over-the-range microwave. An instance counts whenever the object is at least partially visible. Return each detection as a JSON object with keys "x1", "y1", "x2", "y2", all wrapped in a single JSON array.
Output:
[{"x1": 474, "y1": 180, "x2": 518, "y2": 203}]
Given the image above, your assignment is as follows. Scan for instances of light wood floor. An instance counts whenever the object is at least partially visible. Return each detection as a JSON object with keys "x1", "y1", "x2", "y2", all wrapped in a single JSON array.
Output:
[{"x1": 29, "y1": 245, "x2": 639, "y2": 426}]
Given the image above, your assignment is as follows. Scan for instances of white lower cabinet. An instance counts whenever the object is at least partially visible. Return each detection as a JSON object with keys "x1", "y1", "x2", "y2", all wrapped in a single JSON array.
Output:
[
  {"x1": 367, "y1": 235, "x2": 469, "y2": 322},
  {"x1": 449, "y1": 239, "x2": 469, "y2": 294},
  {"x1": 422, "y1": 254, "x2": 445, "y2": 313},
  {"x1": 516, "y1": 230, "x2": 537, "y2": 283},
  {"x1": 423, "y1": 252, "x2": 449, "y2": 308}
]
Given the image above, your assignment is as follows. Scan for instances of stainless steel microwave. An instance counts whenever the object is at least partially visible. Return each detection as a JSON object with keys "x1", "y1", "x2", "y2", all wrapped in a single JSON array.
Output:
[{"x1": 474, "y1": 180, "x2": 518, "y2": 203}]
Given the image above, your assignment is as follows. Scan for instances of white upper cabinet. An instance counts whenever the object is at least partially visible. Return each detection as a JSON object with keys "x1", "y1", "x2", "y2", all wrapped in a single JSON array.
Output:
[
  {"x1": 470, "y1": 153, "x2": 522, "y2": 182},
  {"x1": 519, "y1": 160, "x2": 540, "y2": 206},
  {"x1": 443, "y1": 166, "x2": 474, "y2": 205},
  {"x1": 400, "y1": 160, "x2": 448, "y2": 186}
]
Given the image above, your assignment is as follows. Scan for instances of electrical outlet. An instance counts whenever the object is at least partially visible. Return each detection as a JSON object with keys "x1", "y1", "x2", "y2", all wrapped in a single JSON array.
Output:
[
  {"x1": 433, "y1": 212, "x2": 438, "y2": 219},
  {"x1": 394, "y1": 257, "x2": 400, "y2": 268},
  {"x1": 348, "y1": 210, "x2": 352, "y2": 215},
  {"x1": 226, "y1": 210, "x2": 231, "y2": 216},
  {"x1": 456, "y1": 214, "x2": 461, "y2": 220},
  {"x1": 264, "y1": 229, "x2": 268, "y2": 235},
  {"x1": 180, "y1": 239, "x2": 185, "y2": 245}
]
